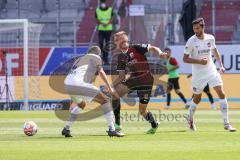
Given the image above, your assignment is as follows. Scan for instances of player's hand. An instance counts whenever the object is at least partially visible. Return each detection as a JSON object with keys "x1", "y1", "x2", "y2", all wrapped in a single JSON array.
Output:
[
  {"x1": 159, "y1": 52, "x2": 167, "y2": 59},
  {"x1": 200, "y1": 58, "x2": 208, "y2": 65},
  {"x1": 219, "y1": 66, "x2": 225, "y2": 74}
]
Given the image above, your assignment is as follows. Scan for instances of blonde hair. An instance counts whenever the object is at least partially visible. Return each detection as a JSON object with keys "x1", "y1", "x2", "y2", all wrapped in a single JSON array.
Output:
[
  {"x1": 87, "y1": 46, "x2": 101, "y2": 55},
  {"x1": 114, "y1": 31, "x2": 128, "y2": 41}
]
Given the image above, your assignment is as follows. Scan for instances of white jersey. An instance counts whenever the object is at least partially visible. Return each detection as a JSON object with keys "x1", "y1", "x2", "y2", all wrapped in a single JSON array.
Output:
[
  {"x1": 184, "y1": 33, "x2": 218, "y2": 80},
  {"x1": 65, "y1": 53, "x2": 102, "y2": 85},
  {"x1": 64, "y1": 53, "x2": 102, "y2": 103}
]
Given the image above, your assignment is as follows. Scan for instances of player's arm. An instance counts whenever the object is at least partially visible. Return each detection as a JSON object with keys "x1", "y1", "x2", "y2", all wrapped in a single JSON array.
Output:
[
  {"x1": 112, "y1": 70, "x2": 126, "y2": 86},
  {"x1": 148, "y1": 46, "x2": 166, "y2": 59},
  {"x1": 99, "y1": 67, "x2": 119, "y2": 98},
  {"x1": 133, "y1": 44, "x2": 166, "y2": 59},
  {"x1": 183, "y1": 40, "x2": 207, "y2": 65},
  {"x1": 213, "y1": 48, "x2": 225, "y2": 73},
  {"x1": 112, "y1": 53, "x2": 126, "y2": 86},
  {"x1": 211, "y1": 36, "x2": 225, "y2": 73},
  {"x1": 183, "y1": 54, "x2": 207, "y2": 65},
  {"x1": 168, "y1": 57, "x2": 179, "y2": 72}
]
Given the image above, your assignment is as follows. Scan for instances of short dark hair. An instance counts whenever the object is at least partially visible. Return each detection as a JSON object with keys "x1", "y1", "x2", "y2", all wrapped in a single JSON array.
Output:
[
  {"x1": 192, "y1": 18, "x2": 205, "y2": 27},
  {"x1": 164, "y1": 47, "x2": 171, "y2": 52}
]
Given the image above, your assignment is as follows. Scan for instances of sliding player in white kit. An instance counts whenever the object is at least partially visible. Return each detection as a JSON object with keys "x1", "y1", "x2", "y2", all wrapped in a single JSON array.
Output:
[
  {"x1": 62, "y1": 46, "x2": 124, "y2": 137},
  {"x1": 183, "y1": 18, "x2": 236, "y2": 132}
]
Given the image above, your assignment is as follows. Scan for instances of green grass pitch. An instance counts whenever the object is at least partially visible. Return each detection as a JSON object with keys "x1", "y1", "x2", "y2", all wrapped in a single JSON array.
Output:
[{"x1": 0, "y1": 110, "x2": 239, "y2": 160}]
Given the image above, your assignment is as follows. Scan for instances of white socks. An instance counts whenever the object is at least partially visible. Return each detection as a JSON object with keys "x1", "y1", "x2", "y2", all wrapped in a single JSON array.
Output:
[
  {"x1": 188, "y1": 100, "x2": 197, "y2": 121},
  {"x1": 65, "y1": 106, "x2": 82, "y2": 130},
  {"x1": 219, "y1": 98, "x2": 229, "y2": 124},
  {"x1": 101, "y1": 101, "x2": 115, "y2": 131},
  {"x1": 65, "y1": 102, "x2": 115, "y2": 131}
]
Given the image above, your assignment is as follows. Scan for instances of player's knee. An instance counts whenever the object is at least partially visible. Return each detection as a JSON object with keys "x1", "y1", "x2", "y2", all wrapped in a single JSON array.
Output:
[
  {"x1": 219, "y1": 92, "x2": 225, "y2": 99},
  {"x1": 167, "y1": 89, "x2": 171, "y2": 93},
  {"x1": 195, "y1": 99, "x2": 200, "y2": 104},
  {"x1": 78, "y1": 101, "x2": 86, "y2": 110},
  {"x1": 175, "y1": 89, "x2": 181, "y2": 94},
  {"x1": 139, "y1": 108, "x2": 147, "y2": 116},
  {"x1": 193, "y1": 96, "x2": 201, "y2": 104}
]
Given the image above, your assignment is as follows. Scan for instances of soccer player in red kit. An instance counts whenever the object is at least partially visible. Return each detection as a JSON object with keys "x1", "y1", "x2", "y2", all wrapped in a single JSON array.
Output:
[{"x1": 111, "y1": 31, "x2": 166, "y2": 134}]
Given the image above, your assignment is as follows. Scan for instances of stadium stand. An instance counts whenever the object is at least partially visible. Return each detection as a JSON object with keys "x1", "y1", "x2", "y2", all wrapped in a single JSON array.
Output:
[
  {"x1": 0, "y1": 0, "x2": 89, "y2": 46},
  {"x1": 200, "y1": 0, "x2": 240, "y2": 42},
  {"x1": 233, "y1": 14, "x2": 240, "y2": 42},
  {"x1": 1, "y1": 0, "x2": 239, "y2": 46}
]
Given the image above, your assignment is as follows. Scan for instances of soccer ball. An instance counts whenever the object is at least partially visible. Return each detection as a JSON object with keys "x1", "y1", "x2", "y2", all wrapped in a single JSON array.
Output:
[{"x1": 23, "y1": 121, "x2": 38, "y2": 136}]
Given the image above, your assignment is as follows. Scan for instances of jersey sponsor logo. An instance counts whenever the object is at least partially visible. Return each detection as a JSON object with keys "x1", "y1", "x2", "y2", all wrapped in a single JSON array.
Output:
[
  {"x1": 129, "y1": 52, "x2": 134, "y2": 58},
  {"x1": 198, "y1": 49, "x2": 210, "y2": 55}
]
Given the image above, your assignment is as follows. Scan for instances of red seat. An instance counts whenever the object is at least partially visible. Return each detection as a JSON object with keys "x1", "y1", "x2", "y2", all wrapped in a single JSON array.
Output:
[{"x1": 200, "y1": 0, "x2": 240, "y2": 42}]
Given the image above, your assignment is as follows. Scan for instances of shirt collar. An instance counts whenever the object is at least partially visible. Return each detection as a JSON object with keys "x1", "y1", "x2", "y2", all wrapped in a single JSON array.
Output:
[{"x1": 121, "y1": 48, "x2": 128, "y2": 54}]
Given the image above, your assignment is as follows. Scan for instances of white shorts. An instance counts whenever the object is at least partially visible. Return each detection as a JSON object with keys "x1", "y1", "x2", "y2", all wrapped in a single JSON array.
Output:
[
  {"x1": 192, "y1": 73, "x2": 223, "y2": 94},
  {"x1": 64, "y1": 76, "x2": 100, "y2": 103}
]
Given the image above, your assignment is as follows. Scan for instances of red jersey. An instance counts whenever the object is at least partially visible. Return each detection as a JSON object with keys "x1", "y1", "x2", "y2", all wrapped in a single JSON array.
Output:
[{"x1": 117, "y1": 44, "x2": 151, "y2": 77}]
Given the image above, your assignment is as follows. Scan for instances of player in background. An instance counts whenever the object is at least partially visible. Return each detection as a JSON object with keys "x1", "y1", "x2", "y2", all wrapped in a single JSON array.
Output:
[
  {"x1": 187, "y1": 74, "x2": 217, "y2": 110},
  {"x1": 183, "y1": 18, "x2": 236, "y2": 132},
  {"x1": 164, "y1": 47, "x2": 189, "y2": 109},
  {"x1": 62, "y1": 46, "x2": 124, "y2": 137},
  {"x1": 111, "y1": 31, "x2": 166, "y2": 134}
]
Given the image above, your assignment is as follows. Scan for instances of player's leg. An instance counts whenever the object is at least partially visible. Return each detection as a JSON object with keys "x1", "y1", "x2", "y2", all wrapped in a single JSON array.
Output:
[
  {"x1": 63, "y1": 84, "x2": 122, "y2": 137},
  {"x1": 112, "y1": 98, "x2": 122, "y2": 130},
  {"x1": 114, "y1": 83, "x2": 130, "y2": 97},
  {"x1": 213, "y1": 85, "x2": 236, "y2": 132},
  {"x1": 93, "y1": 92, "x2": 124, "y2": 137},
  {"x1": 137, "y1": 87, "x2": 158, "y2": 134},
  {"x1": 173, "y1": 78, "x2": 189, "y2": 108},
  {"x1": 203, "y1": 84, "x2": 216, "y2": 110},
  {"x1": 111, "y1": 83, "x2": 129, "y2": 133},
  {"x1": 165, "y1": 79, "x2": 173, "y2": 109},
  {"x1": 62, "y1": 98, "x2": 86, "y2": 137},
  {"x1": 139, "y1": 103, "x2": 159, "y2": 134},
  {"x1": 208, "y1": 73, "x2": 236, "y2": 132},
  {"x1": 188, "y1": 79, "x2": 205, "y2": 131},
  {"x1": 189, "y1": 93, "x2": 201, "y2": 121},
  {"x1": 188, "y1": 93, "x2": 201, "y2": 131}
]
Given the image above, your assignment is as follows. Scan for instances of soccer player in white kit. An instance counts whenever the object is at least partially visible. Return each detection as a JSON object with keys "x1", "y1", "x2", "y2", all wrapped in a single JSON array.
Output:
[
  {"x1": 62, "y1": 46, "x2": 124, "y2": 137},
  {"x1": 183, "y1": 18, "x2": 236, "y2": 132}
]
